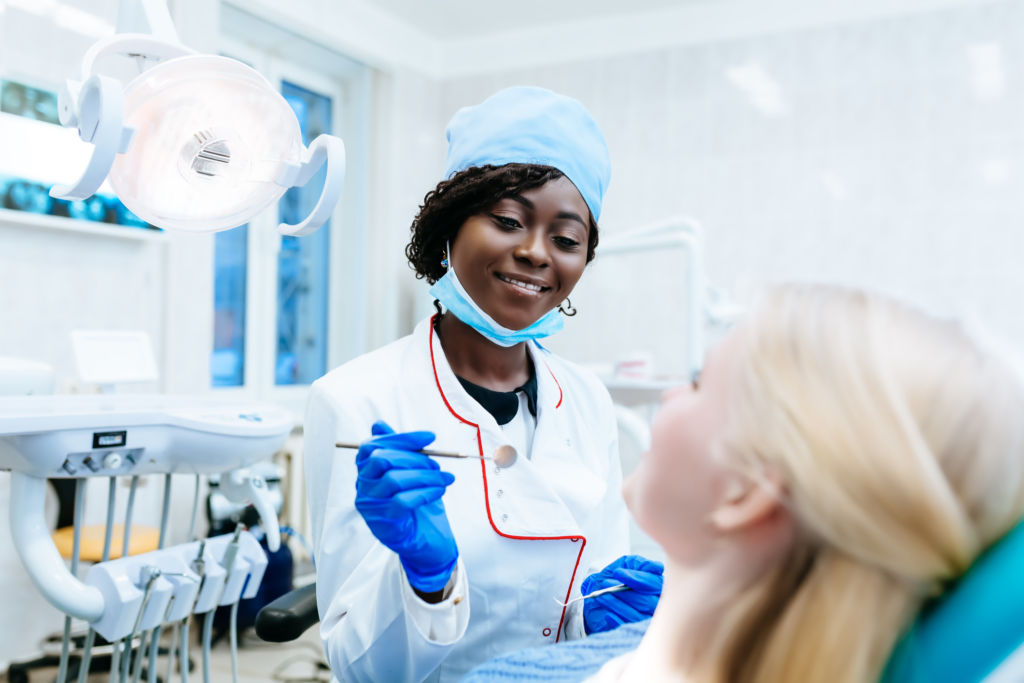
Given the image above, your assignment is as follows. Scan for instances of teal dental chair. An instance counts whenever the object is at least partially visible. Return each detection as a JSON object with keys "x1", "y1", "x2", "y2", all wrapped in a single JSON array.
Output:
[{"x1": 882, "y1": 519, "x2": 1024, "y2": 682}]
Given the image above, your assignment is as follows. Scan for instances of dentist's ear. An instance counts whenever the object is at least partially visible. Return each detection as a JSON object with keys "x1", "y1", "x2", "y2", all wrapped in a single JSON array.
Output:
[{"x1": 710, "y1": 468, "x2": 785, "y2": 532}]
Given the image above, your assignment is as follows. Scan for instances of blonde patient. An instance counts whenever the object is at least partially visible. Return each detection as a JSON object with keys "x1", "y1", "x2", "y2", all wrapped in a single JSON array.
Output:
[{"x1": 466, "y1": 283, "x2": 1024, "y2": 682}]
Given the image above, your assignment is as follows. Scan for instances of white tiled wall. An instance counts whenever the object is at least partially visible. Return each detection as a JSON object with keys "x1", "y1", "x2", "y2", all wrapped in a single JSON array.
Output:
[
  {"x1": 366, "y1": 68, "x2": 447, "y2": 350},
  {"x1": 402, "y1": 1, "x2": 1024, "y2": 377},
  {"x1": 0, "y1": 222, "x2": 167, "y2": 389}
]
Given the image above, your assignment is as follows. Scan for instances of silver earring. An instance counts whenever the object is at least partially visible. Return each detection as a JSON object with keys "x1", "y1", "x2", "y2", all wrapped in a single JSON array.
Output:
[{"x1": 558, "y1": 298, "x2": 577, "y2": 317}]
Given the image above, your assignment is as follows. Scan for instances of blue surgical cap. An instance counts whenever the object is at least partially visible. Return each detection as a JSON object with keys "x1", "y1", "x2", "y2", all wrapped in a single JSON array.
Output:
[{"x1": 443, "y1": 86, "x2": 611, "y2": 222}]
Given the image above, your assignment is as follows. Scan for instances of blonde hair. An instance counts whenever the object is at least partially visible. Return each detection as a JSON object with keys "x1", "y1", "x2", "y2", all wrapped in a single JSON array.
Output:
[{"x1": 708, "y1": 284, "x2": 1024, "y2": 683}]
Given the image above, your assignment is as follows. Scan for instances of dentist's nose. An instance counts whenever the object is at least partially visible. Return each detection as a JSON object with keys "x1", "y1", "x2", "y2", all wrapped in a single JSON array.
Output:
[{"x1": 513, "y1": 228, "x2": 551, "y2": 268}]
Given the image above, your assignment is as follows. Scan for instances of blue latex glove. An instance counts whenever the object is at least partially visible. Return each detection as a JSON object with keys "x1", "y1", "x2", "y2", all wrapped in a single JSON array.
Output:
[
  {"x1": 581, "y1": 554, "x2": 664, "y2": 634},
  {"x1": 354, "y1": 421, "x2": 459, "y2": 593}
]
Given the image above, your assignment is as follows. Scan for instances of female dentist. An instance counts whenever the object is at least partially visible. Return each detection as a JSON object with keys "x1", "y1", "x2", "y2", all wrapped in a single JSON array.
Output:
[{"x1": 303, "y1": 86, "x2": 663, "y2": 682}]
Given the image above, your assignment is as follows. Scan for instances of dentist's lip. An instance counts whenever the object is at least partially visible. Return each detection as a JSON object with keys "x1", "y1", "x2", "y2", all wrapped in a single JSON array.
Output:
[{"x1": 495, "y1": 272, "x2": 552, "y2": 294}]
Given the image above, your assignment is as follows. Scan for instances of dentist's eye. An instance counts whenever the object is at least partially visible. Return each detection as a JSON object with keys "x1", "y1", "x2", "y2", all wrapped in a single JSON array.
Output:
[
  {"x1": 492, "y1": 214, "x2": 521, "y2": 230},
  {"x1": 553, "y1": 236, "x2": 581, "y2": 250}
]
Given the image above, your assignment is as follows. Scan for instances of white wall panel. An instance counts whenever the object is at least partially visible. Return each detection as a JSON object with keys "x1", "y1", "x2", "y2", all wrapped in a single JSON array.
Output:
[
  {"x1": 419, "y1": 1, "x2": 1024, "y2": 377},
  {"x1": 0, "y1": 220, "x2": 166, "y2": 391}
]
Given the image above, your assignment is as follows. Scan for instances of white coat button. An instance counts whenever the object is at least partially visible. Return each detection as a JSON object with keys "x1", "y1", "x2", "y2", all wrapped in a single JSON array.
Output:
[
  {"x1": 496, "y1": 489, "x2": 504, "y2": 497},
  {"x1": 501, "y1": 513, "x2": 509, "y2": 522}
]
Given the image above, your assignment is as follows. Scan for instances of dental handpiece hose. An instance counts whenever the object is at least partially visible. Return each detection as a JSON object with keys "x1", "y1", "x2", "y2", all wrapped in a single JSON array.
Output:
[
  {"x1": 188, "y1": 540, "x2": 205, "y2": 683},
  {"x1": 221, "y1": 524, "x2": 244, "y2": 576},
  {"x1": 203, "y1": 525, "x2": 245, "y2": 683},
  {"x1": 122, "y1": 568, "x2": 160, "y2": 683},
  {"x1": 168, "y1": 476, "x2": 203, "y2": 683},
  {"x1": 78, "y1": 477, "x2": 117, "y2": 683},
  {"x1": 147, "y1": 488, "x2": 172, "y2": 683},
  {"x1": 223, "y1": 526, "x2": 244, "y2": 683}
]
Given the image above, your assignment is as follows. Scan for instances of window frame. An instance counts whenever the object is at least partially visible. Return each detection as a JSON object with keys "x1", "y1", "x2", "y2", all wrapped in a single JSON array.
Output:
[{"x1": 212, "y1": 38, "x2": 369, "y2": 416}]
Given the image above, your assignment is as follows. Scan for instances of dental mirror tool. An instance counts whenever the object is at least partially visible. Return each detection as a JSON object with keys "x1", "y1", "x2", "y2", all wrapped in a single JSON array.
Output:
[
  {"x1": 553, "y1": 583, "x2": 630, "y2": 607},
  {"x1": 336, "y1": 442, "x2": 518, "y2": 468}
]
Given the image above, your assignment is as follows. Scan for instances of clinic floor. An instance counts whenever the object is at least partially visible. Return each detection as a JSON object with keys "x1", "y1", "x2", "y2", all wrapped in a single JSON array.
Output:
[
  {"x1": 1, "y1": 626, "x2": 328, "y2": 683},
  {"x1": 208, "y1": 627, "x2": 327, "y2": 683}
]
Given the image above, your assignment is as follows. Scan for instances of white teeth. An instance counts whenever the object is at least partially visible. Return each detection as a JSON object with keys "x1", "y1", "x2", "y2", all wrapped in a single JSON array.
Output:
[{"x1": 499, "y1": 275, "x2": 544, "y2": 292}]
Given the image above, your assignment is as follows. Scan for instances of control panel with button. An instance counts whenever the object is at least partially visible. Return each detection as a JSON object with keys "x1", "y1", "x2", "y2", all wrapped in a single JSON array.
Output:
[{"x1": 58, "y1": 447, "x2": 145, "y2": 477}]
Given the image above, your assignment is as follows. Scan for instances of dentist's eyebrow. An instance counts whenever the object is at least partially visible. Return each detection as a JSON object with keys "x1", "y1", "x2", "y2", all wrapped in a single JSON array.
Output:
[
  {"x1": 556, "y1": 211, "x2": 587, "y2": 227},
  {"x1": 507, "y1": 195, "x2": 534, "y2": 210},
  {"x1": 505, "y1": 195, "x2": 586, "y2": 228}
]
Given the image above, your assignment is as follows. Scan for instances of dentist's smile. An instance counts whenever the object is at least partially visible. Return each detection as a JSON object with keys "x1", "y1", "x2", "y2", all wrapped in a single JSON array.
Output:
[{"x1": 495, "y1": 272, "x2": 551, "y2": 296}]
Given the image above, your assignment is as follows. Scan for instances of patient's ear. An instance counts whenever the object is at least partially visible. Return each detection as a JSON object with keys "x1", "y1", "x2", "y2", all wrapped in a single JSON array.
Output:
[{"x1": 710, "y1": 469, "x2": 784, "y2": 532}]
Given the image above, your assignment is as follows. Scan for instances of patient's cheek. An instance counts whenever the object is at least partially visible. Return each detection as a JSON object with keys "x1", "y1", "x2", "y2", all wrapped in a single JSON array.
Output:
[
  {"x1": 621, "y1": 466, "x2": 657, "y2": 536},
  {"x1": 622, "y1": 470, "x2": 637, "y2": 512}
]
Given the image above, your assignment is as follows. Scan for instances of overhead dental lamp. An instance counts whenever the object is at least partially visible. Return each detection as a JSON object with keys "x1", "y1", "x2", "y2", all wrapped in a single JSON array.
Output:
[{"x1": 50, "y1": 0, "x2": 345, "y2": 236}]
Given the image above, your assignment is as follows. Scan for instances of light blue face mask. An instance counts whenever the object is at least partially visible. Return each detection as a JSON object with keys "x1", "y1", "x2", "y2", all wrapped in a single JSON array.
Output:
[{"x1": 429, "y1": 255, "x2": 564, "y2": 348}]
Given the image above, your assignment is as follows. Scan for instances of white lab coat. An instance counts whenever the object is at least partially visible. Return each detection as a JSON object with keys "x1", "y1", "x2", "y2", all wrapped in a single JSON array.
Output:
[{"x1": 304, "y1": 316, "x2": 630, "y2": 682}]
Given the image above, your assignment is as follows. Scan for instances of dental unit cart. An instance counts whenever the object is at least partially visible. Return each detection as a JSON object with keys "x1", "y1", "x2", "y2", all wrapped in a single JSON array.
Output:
[{"x1": 0, "y1": 394, "x2": 293, "y2": 683}]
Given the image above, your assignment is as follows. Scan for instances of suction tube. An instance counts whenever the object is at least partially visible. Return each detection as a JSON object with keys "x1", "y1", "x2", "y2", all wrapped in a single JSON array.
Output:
[{"x1": 9, "y1": 472, "x2": 104, "y2": 621}]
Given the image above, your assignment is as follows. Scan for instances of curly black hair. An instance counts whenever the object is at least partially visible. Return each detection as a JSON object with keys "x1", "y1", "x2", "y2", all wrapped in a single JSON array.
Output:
[{"x1": 405, "y1": 164, "x2": 600, "y2": 285}]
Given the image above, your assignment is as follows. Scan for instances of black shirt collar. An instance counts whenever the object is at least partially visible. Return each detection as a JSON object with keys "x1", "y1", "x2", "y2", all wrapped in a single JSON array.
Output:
[
  {"x1": 456, "y1": 370, "x2": 538, "y2": 426},
  {"x1": 434, "y1": 313, "x2": 540, "y2": 426}
]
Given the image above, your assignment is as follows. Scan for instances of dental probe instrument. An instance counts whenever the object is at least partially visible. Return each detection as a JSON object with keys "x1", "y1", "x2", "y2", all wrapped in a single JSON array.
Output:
[
  {"x1": 336, "y1": 442, "x2": 518, "y2": 468},
  {"x1": 553, "y1": 583, "x2": 631, "y2": 607}
]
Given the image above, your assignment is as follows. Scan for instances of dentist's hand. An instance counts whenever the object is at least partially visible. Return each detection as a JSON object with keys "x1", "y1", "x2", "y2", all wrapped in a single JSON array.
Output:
[
  {"x1": 354, "y1": 421, "x2": 459, "y2": 594},
  {"x1": 581, "y1": 555, "x2": 664, "y2": 634}
]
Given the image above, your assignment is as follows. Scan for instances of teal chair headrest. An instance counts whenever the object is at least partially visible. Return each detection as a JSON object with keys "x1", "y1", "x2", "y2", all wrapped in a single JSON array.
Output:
[{"x1": 882, "y1": 519, "x2": 1024, "y2": 682}]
